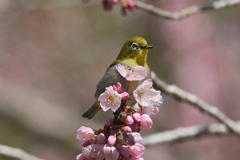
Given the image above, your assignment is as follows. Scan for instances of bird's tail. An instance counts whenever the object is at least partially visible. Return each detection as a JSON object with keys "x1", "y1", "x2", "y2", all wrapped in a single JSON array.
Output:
[{"x1": 82, "y1": 100, "x2": 101, "y2": 119}]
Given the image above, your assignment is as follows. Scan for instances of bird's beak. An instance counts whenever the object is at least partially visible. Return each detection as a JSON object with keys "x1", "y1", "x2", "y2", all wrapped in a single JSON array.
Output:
[{"x1": 141, "y1": 45, "x2": 153, "y2": 50}]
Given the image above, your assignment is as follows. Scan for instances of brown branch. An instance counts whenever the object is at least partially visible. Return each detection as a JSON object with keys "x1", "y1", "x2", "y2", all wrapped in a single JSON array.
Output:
[
  {"x1": 143, "y1": 121, "x2": 240, "y2": 146},
  {"x1": 0, "y1": 144, "x2": 44, "y2": 160},
  {"x1": 151, "y1": 72, "x2": 240, "y2": 136},
  {"x1": 134, "y1": 0, "x2": 240, "y2": 20}
]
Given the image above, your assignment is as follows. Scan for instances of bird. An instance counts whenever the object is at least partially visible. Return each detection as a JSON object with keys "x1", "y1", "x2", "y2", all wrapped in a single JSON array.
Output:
[{"x1": 82, "y1": 36, "x2": 153, "y2": 119}]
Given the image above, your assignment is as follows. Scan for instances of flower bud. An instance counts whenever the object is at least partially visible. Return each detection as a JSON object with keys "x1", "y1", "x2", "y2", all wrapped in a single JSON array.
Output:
[
  {"x1": 130, "y1": 122, "x2": 141, "y2": 132},
  {"x1": 129, "y1": 143, "x2": 145, "y2": 157},
  {"x1": 108, "y1": 135, "x2": 116, "y2": 147},
  {"x1": 140, "y1": 114, "x2": 153, "y2": 130},
  {"x1": 121, "y1": 92, "x2": 130, "y2": 100},
  {"x1": 97, "y1": 133, "x2": 106, "y2": 144},
  {"x1": 121, "y1": 145, "x2": 130, "y2": 159},
  {"x1": 105, "y1": 118, "x2": 114, "y2": 127},
  {"x1": 133, "y1": 112, "x2": 141, "y2": 122},
  {"x1": 125, "y1": 115, "x2": 134, "y2": 125},
  {"x1": 76, "y1": 126, "x2": 94, "y2": 141},
  {"x1": 122, "y1": 126, "x2": 132, "y2": 133}
]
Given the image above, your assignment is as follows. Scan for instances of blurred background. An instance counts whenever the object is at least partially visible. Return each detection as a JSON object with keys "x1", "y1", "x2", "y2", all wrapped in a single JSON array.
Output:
[{"x1": 0, "y1": 0, "x2": 240, "y2": 160}]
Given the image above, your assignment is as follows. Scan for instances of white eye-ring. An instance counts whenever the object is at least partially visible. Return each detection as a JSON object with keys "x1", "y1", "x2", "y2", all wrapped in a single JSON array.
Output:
[{"x1": 131, "y1": 42, "x2": 138, "y2": 50}]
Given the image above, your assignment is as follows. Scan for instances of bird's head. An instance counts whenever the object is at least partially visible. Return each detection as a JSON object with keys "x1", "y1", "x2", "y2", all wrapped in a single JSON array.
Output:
[{"x1": 116, "y1": 37, "x2": 153, "y2": 65}]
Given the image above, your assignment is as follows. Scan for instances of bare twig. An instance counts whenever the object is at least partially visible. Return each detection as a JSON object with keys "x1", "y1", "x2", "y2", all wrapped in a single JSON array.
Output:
[
  {"x1": 151, "y1": 72, "x2": 240, "y2": 136},
  {"x1": 0, "y1": 144, "x2": 44, "y2": 160},
  {"x1": 134, "y1": 0, "x2": 240, "y2": 20},
  {"x1": 143, "y1": 121, "x2": 240, "y2": 146}
]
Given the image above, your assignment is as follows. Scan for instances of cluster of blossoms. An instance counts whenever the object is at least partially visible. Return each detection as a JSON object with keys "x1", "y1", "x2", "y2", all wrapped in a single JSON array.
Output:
[
  {"x1": 76, "y1": 64, "x2": 163, "y2": 160},
  {"x1": 82, "y1": 0, "x2": 135, "y2": 15}
]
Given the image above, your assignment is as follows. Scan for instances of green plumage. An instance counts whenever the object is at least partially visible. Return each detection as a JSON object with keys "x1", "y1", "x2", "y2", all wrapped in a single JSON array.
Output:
[{"x1": 82, "y1": 37, "x2": 152, "y2": 119}]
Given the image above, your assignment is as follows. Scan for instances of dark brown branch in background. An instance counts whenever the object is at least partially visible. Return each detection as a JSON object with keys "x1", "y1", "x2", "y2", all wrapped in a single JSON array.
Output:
[
  {"x1": 151, "y1": 72, "x2": 240, "y2": 136},
  {"x1": 134, "y1": 0, "x2": 240, "y2": 20},
  {"x1": 0, "y1": 144, "x2": 44, "y2": 160}
]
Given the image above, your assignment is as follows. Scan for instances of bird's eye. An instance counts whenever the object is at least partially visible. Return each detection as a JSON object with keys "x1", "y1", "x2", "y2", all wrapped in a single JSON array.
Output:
[{"x1": 131, "y1": 42, "x2": 138, "y2": 50}]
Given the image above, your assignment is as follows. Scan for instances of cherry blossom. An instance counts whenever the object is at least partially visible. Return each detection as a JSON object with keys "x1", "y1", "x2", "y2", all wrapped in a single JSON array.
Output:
[
  {"x1": 98, "y1": 86, "x2": 122, "y2": 112},
  {"x1": 116, "y1": 64, "x2": 147, "y2": 81},
  {"x1": 76, "y1": 126, "x2": 94, "y2": 141}
]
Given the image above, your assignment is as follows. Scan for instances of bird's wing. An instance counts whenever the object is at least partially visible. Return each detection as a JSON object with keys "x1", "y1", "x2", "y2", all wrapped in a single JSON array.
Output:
[{"x1": 94, "y1": 63, "x2": 127, "y2": 97}]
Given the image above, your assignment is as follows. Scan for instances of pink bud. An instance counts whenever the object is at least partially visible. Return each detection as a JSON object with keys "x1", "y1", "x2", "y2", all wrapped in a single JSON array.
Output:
[
  {"x1": 125, "y1": 134, "x2": 135, "y2": 146},
  {"x1": 121, "y1": 92, "x2": 130, "y2": 100},
  {"x1": 76, "y1": 153, "x2": 88, "y2": 160},
  {"x1": 129, "y1": 143, "x2": 145, "y2": 157},
  {"x1": 133, "y1": 113, "x2": 141, "y2": 122},
  {"x1": 76, "y1": 126, "x2": 94, "y2": 141},
  {"x1": 108, "y1": 135, "x2": 116, "y2": 147},
  {"x1": 122, "y1": 126, "x2": 132, "y2": 133},
  {"x1": 125, "y1": 115, "x2": 134, "y2": 125},
  {"x1": 130, "y1": 122, "x2": 141, "y2": 132},
  {"x1": 130, "y1": 132, "x2": 143, "y2": 144},
  {"x1": 121, "y1": 145, "x2": 130, "y2": 159},
  {"x1": 103, "y1": 145, "x2": 119, "y2": 160},
  {"x1": 140, "y1": 114, "x2": 153, "y2": 130},
  {"x1": 91, "y1": 144, "x2": 104, "y2": 159},
  {"x1": 97, "y1": 133, "x2": 106, "y2": 144},
  {"x1": 113, "y1": 82, "x2": 125, "y2": 93},
  {"x1": 115, "y1": 143, "x2": 122, "y2": 152},
  {"x1": 113, "y1": 85, "x2": 118, "y2": 91},
  {"x1": 105, "y1": 118, "x2": 114, "y2": 127}
]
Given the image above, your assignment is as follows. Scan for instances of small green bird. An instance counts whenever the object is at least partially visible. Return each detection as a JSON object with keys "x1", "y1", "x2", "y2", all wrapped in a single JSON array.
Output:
[{"x1": 82, "y1": 37, "x2": 153, "y2": 119}]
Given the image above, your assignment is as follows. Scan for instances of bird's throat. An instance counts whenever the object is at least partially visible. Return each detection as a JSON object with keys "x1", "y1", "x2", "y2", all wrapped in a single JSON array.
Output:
[{"x1": 136, "y1": 50, "x2": 148, "y2": 66}]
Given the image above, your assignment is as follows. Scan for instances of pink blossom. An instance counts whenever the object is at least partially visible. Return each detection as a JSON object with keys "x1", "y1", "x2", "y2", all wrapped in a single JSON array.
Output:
[
  {"x1": 97, "y1": 133, "x2": 106, "y2": 144},
  {"x1": 108, "y1": 135, "x2": 116, "y2": 146},
  {"x1": 91, "y1": 143, "x2": 104, "y2": 159},
  {"x1": 98, "y1": 86, "x2": 122, "y2": 112},
  {"x1": 133, "y1": 79, "x2": 163, "y2": 107},
  {"x1": 77, "y1": 145, "x2": 92, "y2": 160},
  {"x1": 129, "y1": 143, "x2": 145, "y2": 157},
  {"x1": 76, "y1": 153, "x2": 88, "y2": 160},
  {"x1": 116, "y1": 64, "x2": 147, "y2": 81},
  {"x1": 113, "y1": 82, "x2": 124, "y2": 93},
  {"x1": 125, "y1": 115, "x2": 134, "y2": 125},
  {"x1": 122, "y1": 126, "x2": 132, "y2": 133},
  {"x1": 130, "y1": 122, "x2": 141, "y2": 132},
  {"x1": 76, "y1": 126, "x2": 94, "y2": 141},
  {"x1": 129, "y1": 132, "x2": 143, "y2": 144},
  {"x1": 133, "y1": 112, "x2": 141, "y2": 122},
  {"x1": 140, "y1": 114, "x2": 153, "y2": 130},
  {"x1": 105, "y1": 118, "x2": 114, "y2": 127},
  {"x1": 103, "y1": 145, "x2": 119, "y2": 160},
  {"x1": 115, "y1": 143, "x2": 122, "y2": 152},
  {"x1": 144, "y1": 106, "x2": 159, "y2": 117},
  {"x1": 121, "y1": 145, "x2": 130, "y2": 159},
  {"x1": 121, "y1": 92, "x2": 130, "y2": 100},
  {"x1": 125, "y1": 134, "x2": 135, "y2": 146}
]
